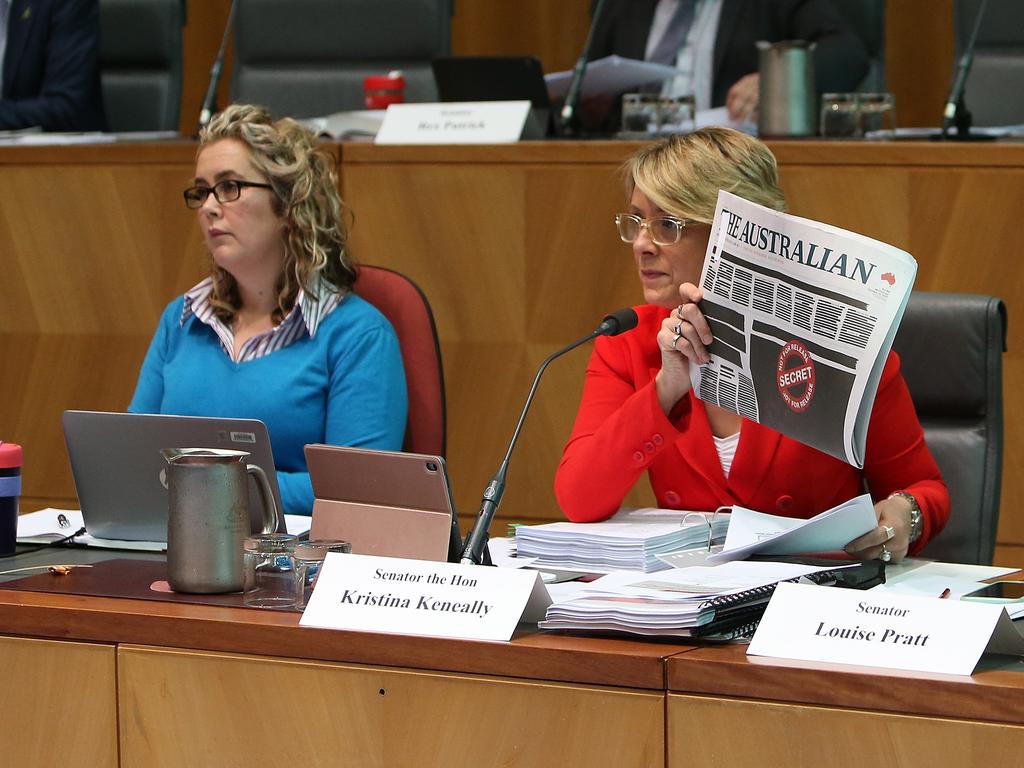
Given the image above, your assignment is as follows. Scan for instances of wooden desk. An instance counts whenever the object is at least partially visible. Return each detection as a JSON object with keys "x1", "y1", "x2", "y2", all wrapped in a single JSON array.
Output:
[
  {"x1": 0, "y1": 569, "x2": 686, "y2": 768},
  {"x1": 2, "y1": 140, "x2": 1021, "y2": 563},
  {"x1": 667, "y1": 643, "x2": 1024, "y2": 767}
]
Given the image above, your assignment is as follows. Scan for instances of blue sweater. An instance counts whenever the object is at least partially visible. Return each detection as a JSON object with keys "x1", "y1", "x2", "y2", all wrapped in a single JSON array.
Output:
[{"x1": 129, "y1": 294, "x2": 408, "y2": 515}]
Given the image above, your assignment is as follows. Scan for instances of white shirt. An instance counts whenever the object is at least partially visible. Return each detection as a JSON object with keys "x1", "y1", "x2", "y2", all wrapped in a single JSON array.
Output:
[
  {"x1": 646, "y1": 0, "x2": 725, "y2": 111},
  {"x1": 714, "y1": 431, "x2": 740, "y2": 478}
]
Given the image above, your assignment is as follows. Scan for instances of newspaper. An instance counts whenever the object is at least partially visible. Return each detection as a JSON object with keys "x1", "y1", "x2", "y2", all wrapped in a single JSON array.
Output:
[{"x1": 692, "y1": 191, "x2": 917, "y2": 467}]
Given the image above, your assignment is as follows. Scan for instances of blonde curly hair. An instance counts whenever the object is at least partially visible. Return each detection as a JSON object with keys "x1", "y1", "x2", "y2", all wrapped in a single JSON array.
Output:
[
  {"x1": 625, "y1": 127, "x2": 786, "y2": 223},
  {"x1": 198, "y1": 103, "x2": 356, "y2": 324}
]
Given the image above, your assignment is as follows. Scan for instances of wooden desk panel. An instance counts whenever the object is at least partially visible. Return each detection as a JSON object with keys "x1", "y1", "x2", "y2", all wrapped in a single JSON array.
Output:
[
  {"x1": 0, "y1": 635, "x2": 118, "y2": 767},
  {"x1": 668, "y1": 643, "x2": 1024, "y2": 724},
  {"x1": 668, "y1": 694, "x2": 1024, "y2": 768},
  {"x1": 0, "y1": 588, "x2": 689, "y2": 690},
  {"x1": 120, "y1": 645, "x2": 664, "y2": 768}
]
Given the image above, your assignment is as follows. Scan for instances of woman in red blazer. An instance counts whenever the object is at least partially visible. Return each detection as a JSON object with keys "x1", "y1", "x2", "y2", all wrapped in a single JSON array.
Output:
[{"x1": 554, "y1": 128, "x2": 948, "y2": 563}]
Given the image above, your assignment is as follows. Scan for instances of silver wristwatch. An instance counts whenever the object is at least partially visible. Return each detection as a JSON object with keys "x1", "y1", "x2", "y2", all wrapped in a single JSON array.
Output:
[{"x1": 889, "y1": 491, "x2": 923, "y2": 543}]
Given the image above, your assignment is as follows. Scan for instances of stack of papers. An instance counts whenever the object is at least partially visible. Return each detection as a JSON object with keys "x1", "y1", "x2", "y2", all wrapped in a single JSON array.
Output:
[
  {"x1": 515, "y1": 508, "x2": 729, "y2": 573},
  {"x1": 540, "y1": 561, "x2": 853, "y2": 637}
]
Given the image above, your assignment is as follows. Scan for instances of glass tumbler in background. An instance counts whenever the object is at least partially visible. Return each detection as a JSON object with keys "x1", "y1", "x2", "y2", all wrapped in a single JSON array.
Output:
[
  {"x1": 658, "y1": 95, "x2": 696, "y2": 135},
  {"x1": 243, "y1": 533, "x2": 298, "y2": 609},
  {"x1": 819, "y1": 93, "x2": 861, "y2": 138},
  {"x1": 858, "y1": 93, "x2": 897, "y2": 139},
  {"x1": 620, "y1": 93, "x2": 661, "y2": 137},
  {"x1": 294, "y1": 540, "x2": 352, "y2": 609}
]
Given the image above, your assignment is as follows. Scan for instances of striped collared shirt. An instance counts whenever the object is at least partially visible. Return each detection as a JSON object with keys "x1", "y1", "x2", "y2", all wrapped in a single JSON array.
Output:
[{"x1": 181, "y1": 275, "x2": 345, "y2": 362}]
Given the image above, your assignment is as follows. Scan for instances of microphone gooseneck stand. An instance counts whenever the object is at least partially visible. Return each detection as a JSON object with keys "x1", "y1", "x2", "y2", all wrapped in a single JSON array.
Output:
[
  {"x1": 941, "y1": 0, "x2": 990, "y2": 141},
  {"x1": 558, "y1": 0, "x2": 611, "y2": 137},
  {"x1": 196, "y1": 0, "x2": 238, "y2": 135},
  {"x1": 459, "y1": 309, "x2": 639, "y2": 566}
]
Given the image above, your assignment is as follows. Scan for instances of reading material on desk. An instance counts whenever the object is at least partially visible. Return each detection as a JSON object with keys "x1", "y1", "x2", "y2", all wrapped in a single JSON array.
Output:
[
  {"x1": 515, "y1": 508, "x2": 729, "y2": 573},
  {"x1": 539, "y1": 560, "x2": 858, "y2": 639},
  {"x1": 544, "y1": 55, "x2": 678, "y2": 99},
  {"x1": 707, "y1": 494, "x2": 876, "y2": 564}
]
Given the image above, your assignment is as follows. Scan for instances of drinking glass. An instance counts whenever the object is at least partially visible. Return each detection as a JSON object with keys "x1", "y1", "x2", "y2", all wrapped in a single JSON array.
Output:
[
  {"x1": 658, "y1": 95, "x2": 696, "y2": 135},
  {"x1": 859, "y1": 92, "x2": 897, "y2": 140},
  {"x1": 620, "y1": 93, "x2": 661, "y2": 137},
  {"x1": 243, "y1": 533, "x2": 298, "y2": 609},
  {"x1": 294, "y1": 540, "x2": 352, "y2": 609},
  {"x1": 819, "y1": 93, "x2": 861, "y2": 138}
]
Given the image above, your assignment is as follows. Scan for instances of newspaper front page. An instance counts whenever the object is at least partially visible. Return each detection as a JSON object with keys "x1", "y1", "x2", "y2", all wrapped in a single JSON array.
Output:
[{"x1": 692, "y1": 191, "x2": 917, "y2": 467}]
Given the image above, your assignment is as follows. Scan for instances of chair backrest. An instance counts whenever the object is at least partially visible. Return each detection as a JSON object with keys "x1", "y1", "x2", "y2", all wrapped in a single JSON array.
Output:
[
  {"x1": 98, "y1": 0, "x2": 184, "y2": 132},
  {"x1": 955, "y1": 0, "x2": 1024, "y2": 126},
  {"x1": 353, "y1": 265, "x2": 446, "y2": 457},
  {"x1": 231, "y1": 0, "x2": 452, "y2": 119},
  {"x1": 891, "y1": 292, "x2": 1007, "y2": 564},
  {"x1": 831, "y1": 0, "x2": 886, "y2": 92}
]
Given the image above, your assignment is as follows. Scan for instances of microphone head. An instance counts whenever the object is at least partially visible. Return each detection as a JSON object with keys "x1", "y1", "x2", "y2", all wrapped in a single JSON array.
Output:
[{"x1": 598, "y1": 308, "x2": 639, "y2": 336}]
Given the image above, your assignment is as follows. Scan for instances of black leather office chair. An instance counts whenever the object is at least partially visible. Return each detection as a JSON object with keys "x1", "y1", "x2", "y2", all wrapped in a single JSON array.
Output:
[
  {"x1": 99, "y1": 0, "x2": 184, "y2": 132},
  {"x1": 831, "y1": 0, "x2": 886, "y2": 92},
  {"x1": 955, "y1": 0, "x2": 1024, "y2": 126},
  {"x1": 891, "y1": 292, "x2": 1007, "y2": 564},
  {"x1": 231, "y1": 0, "x2": 452, "y2": 119}
]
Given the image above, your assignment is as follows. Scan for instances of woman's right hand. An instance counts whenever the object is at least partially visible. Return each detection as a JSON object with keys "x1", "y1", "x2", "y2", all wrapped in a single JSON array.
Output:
[{"x1": 655, "y1": 282, "x2": 713, "y2": 415}]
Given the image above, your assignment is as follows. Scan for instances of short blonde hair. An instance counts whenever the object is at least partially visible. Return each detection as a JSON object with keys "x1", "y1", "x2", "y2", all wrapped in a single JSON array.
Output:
[
  {"x1": 625, "y1": 127, "x2": 786, "y2": 223},
  {"x1": 198, "y1": 103, "x2": 356, "y2": 324}
]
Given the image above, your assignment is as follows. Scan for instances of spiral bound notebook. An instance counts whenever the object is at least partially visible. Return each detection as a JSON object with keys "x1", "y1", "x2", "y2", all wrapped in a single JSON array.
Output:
[{"x1": 539, "y1": 560, "x2": 882, "y2": 639}]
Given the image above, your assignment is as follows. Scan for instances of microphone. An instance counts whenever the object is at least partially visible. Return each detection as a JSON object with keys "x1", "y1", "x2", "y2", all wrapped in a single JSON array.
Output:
[
  {"x1": 558, "y1": 0, "x2": 611, "y2": 137},
  {"x1": 460, "y1": 308, "x2": 639, "y2": 566},
  {"x1": 942, "y1": 0, "x2": 989, "y2": 139},
  {"x1": 196, "y1": 0, "x2": 238, "y2": 135}
]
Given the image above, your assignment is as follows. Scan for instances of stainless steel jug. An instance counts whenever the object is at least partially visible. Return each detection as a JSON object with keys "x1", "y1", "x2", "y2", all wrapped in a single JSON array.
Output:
[
  {"x1": 162, "y1": 448, "x2": 279, "y2": 593},
  {"x1": 757, "y1": 40, "x2": 817, "y2": 137}
]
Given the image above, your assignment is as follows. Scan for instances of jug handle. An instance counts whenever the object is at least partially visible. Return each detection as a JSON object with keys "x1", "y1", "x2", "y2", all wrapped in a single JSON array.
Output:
[{"x1": 246, "y1": 464, "x2": 280, "y2": 534}]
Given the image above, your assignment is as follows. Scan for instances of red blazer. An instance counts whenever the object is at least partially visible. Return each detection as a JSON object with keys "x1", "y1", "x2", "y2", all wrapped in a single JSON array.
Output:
[{"x1": 554, "y1": 305, "x2": 949, "y2": 554}]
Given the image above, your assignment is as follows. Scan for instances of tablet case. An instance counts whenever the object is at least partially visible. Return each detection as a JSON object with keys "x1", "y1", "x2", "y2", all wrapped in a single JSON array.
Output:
[{"x1": 304, "y1": 444, "x2": 460, "y2": 563}]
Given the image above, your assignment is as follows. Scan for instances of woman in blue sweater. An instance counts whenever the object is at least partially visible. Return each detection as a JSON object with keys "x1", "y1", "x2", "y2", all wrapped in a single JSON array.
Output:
[{"x1": 130, "y1": 104, "x2": 407, "y2": 515}]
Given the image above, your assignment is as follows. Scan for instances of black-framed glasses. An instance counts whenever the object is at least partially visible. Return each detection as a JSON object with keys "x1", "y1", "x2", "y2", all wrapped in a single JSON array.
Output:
[
  {"x1": 183, "y1": 179, "x2": 275, "y2": 209},
  {"x1": 614, "y1": 213, "x2": 700, "y2": 246}
]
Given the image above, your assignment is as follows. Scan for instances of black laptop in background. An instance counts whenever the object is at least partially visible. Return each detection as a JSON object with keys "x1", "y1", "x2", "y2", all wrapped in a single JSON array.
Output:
[{"x1": 431, "y1": 56, "x2": 553, "y2": 137}]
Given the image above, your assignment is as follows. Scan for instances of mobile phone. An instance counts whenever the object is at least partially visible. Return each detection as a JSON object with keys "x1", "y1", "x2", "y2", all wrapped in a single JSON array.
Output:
[{"x1": 961, "y1": 581, "x2": 1024, "y2": 603}]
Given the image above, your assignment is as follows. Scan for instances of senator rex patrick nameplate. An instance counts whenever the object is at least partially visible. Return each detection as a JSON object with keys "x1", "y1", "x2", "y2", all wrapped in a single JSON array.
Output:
[{"x1": 299, "y1": 553, "x2": 551, "y2": 641}]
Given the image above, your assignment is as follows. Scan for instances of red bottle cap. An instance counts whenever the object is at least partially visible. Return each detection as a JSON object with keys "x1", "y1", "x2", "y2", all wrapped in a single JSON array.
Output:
[
  {"x1": 0, "y1": 442, "x2": 23, "y2": 469},
  {"x1": 363, "y1": 72, "x2": 406, "y2": 110}
]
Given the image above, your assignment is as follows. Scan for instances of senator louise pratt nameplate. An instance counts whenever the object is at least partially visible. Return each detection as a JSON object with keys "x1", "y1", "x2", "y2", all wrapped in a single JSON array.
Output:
[
  {"x1": 299, "y1": 553, "x2": 551, "y2": 642},
  {"x1": 748, "y1": 582, "x2": 1024, "y2": 676}
]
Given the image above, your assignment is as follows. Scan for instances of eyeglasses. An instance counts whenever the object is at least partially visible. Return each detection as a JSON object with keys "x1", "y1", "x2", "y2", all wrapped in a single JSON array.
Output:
[
  {"x1": 183, "y1": 179, "x2": 275, "y2": 209},
  {"x1": 614, "y1": 213, "x2": 700, "y2": 246}
]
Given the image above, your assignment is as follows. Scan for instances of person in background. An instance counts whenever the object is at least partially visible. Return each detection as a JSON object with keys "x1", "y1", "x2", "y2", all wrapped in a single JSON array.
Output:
[
  {"x1": 130, "y1": 104, "x2": 408, "y2": 515},
  {"x1": 589, "y1": 0, "x2": 868, "y2": 124},
  {"x1": 555, "y1": 128, "x2": 949, "y2": 563},
  {"x1": 0, "y1": 0, "x2": 106, "y2": 130}
]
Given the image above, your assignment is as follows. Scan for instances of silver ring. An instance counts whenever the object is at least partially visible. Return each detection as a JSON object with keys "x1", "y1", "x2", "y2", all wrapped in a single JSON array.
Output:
[
  {"x1": 882, "y1": 524, "x2": 895, "y2": 541},
  {"x1": 676, "y1": 304, "x2": 684, "y2": 319},
  {"x1": 671, "y1": 332, "x2": 682, "y2": 350},
  {"x1": 880, "y1": 545, "x2": 892, "y2": 563},
  {"x1": 673, "y1": 322, "x2": 682, "y2": 335}
]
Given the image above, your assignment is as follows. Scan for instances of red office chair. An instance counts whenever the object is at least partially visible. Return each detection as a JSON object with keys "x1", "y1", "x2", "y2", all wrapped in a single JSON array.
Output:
[{"x1": 352, "y1": 265, "x2": 446, "y2": 457}]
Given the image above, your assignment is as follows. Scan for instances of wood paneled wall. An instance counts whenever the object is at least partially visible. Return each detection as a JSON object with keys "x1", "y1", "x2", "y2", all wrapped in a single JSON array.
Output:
[{"x1": 179, "y1": 1, "x2": 955, "y2": 133}]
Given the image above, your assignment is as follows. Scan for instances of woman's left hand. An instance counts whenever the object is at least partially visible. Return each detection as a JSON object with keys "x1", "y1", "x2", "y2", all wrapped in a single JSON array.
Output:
[{"x1": 844, "y1": 495, "x2": 913, "y2": 563}]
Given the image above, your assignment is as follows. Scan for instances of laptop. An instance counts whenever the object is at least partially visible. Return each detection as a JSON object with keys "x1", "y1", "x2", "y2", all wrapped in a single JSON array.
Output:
[
  {"x1": 431, "y1": 55, "x2": 553, "y2": 137},
  {"x1": 62, "y1": 410, "x2": 285, "y2": 542},
  {"x1": 305, "y1": 444, "x2": 462, "y2": 563}
]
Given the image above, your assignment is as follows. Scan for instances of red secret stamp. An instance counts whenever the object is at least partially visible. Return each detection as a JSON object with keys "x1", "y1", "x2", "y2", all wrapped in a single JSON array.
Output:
[{"x1": 776, "y1": 340, "x2": 816, "y2": 412}]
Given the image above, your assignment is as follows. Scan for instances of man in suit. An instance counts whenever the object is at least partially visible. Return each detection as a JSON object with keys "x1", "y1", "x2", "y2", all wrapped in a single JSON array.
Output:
[
  {"x1": 590, "y1": 0, "x2": 868, "y2": 123},
  {"x1": 0, "y1": 0, "x2": 107, "y2": 131}
]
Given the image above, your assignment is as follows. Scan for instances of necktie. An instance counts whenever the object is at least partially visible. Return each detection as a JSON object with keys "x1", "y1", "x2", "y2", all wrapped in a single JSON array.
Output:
[{"x1": 647, "y1": 0, "x2": 697, "y2": 67}]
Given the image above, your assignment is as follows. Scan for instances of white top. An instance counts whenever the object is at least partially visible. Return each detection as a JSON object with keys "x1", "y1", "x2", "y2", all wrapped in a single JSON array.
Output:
[
  {"x1": 713, "y1": 431, "x2": 740, "y2": 478},
  {"x1": 646, "y1": 0, "x2": 724, "y2": 111}
]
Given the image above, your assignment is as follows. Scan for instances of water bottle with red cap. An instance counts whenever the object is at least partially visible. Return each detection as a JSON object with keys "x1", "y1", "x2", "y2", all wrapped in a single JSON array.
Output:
[{"x1": 0, "y1": 441, "x2": 22, "y2": 556}]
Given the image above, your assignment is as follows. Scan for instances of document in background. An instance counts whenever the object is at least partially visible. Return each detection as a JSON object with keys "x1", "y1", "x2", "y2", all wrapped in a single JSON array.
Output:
[
  {"x1": 17, "y1": 507, "x2": 311, "y2": 552},
  {"x1": 693, "y1": 191, "x2": 917, "y2": 467},
  {"x1": 706, "y1": 494, "x2": 876, "y2": 564},
  {"x1": 300, "y1": 110, "x2": 386, "y2": 139},
  {"x1": 544, "y1": 55, "x2": 678, "y2": 100}
]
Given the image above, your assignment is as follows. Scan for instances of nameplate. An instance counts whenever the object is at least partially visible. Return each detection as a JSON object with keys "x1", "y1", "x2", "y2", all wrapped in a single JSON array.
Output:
[
  {"x1": 375, "y1": 101, "x2": 535, "y2": 144},
  {"x1": 298, "y1": 552, "x2": 551, "y2": 642},
  {"x1": 747, "y1": 582, "x2": 1024, "y2": 676}
]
